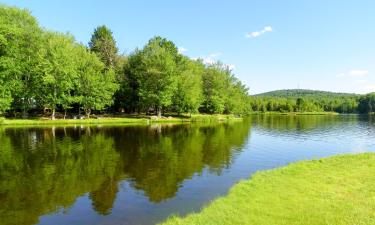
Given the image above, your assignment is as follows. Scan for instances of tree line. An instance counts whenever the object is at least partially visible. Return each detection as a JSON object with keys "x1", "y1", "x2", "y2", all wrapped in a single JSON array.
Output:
[
  {"x1": 0, "y1": 5, "x2": 250, "y2": 119},
  {"x1": 250, "y1": 91, "x2": 375, "y2": 114},
  {"x1": 1, "y1": 5, "x2": 374, "y2": 119}
]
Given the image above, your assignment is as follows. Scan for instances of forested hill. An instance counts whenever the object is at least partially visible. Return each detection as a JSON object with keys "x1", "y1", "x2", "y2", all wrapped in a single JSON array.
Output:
[
  {"x1": 255, "y1": 89, "x2": 359, "y2": 98},
  {"x1": 250, "y1": 89, "x2": 366, "y2": 114}
]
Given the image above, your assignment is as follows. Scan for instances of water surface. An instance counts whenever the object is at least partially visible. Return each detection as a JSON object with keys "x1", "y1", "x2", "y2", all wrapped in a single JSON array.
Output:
[{"x1": 1, "y1": 115, "x2": 375, "y2": 225}]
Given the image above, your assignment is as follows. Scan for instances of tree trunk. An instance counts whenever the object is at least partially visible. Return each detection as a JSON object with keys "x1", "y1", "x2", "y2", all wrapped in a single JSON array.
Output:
[
  {"x1": 85, "y1": 108, "x2": 91, "y2": 119},
  {"x1": 51, "y1": 109, "x2": 56, "y2": 120},
  {"x1": 64, "y1": 110, "x2": 67, "y2": 120},
  {"x1": 157, "y1": 106, "x2": 162, "y2": 118},
  {"x1": 22, "y1": 106, "x2": 27, "y2": 118}
]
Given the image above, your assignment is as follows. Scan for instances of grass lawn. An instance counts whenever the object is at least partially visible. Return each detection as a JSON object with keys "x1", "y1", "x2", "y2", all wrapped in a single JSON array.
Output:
[
  {"x1": 160, "y1": 153, "x2": 375, "y2": 225},
  {"x1": 0, "y1": 114, "x2": 241, "y2": 126}
]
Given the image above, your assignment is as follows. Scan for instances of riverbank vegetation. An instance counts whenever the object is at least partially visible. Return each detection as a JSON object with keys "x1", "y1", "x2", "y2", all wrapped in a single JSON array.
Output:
[
  {"x1": 161, "y1": 153, "x2": 375, "y2": 225},
  {"x1": 0, "y1": 114, "x2": 241, "y2": 126},
  {"x1": 0, "y1": 5, "x2": 250, "y2": 120},
  {"x1": 250, "y1": 89, "x2": 370, "y2": 114},
  {"x1": 1, "y1": 5, "x2": 375, "y2": 121}
]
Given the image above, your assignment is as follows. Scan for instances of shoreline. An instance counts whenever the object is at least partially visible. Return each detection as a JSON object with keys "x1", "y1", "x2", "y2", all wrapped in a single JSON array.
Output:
[
  {"x1": 160, "y1": 153, "x2": 375, "y2": 225},
  {"x1": 0, "y1": 114, "x2": 242, "y2": 126},
  {"x1": 249, "y1": 111, "x2": 340, "y2": 115}
]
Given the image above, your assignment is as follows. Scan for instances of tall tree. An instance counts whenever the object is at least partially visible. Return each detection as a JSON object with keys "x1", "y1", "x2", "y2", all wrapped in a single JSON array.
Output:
[
  {"x1": 40, "y1": 32, "x2": 78, "y2": 119},
  {"x1": 89, "y1": 25, "x2": 118, "y2": 69},
  {"x1": 0, "y1": 6, "x2": 44, "y2": 116},
  {"x1": 201, "y1": 63, "x2": 229, "y2": 114},
  {"x1": 134, "y1": 36, "x2": 180, "y2": 117},
  {"x1": 173, "y1": 58, "x2": 204, "y2": 115},
  {"x1": 76, "y1": 46, "x2": 119, "y2": 118}
]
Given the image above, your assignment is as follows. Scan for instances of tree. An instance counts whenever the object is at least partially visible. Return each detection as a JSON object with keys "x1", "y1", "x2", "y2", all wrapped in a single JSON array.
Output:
[
  {"x1": 201, "y1": 63, "x2": 228, "y2": 114},
  {"x1": 114, "y1": 54, "x2": 141, "y2": 113},
  {"x1": 358, "y1": 93, "x2": 375, "y2": 114},
  {"x1": 39, "y1": 32, "x2": 78, "y2": 119},
  {"x1": 133, "y1": 36, "x2": 179, "y2": 117},
  {"x1": 173, "y1": 58, "x2": 204, "y2": 115},
  {"x1": 76, "y1": 46, "x2": 119, "y2": 118},
  {"x1": 0, "y1": 6, "x2": 44, "y2": 116},
  {"x1": 89, "y1": 25, "x2": 118, "y2": 69},
  {"x1": 225, "y1": 76, "x2": 250, "y2": 115}
]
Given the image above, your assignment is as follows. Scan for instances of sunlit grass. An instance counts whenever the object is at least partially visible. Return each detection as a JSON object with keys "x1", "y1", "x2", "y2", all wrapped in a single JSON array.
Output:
[
  {"x1": 160, "y1": 153, "x2": 375, "y2": 225},
  {"x1": 0, "y1": 114, "x2": 241, "y2": 126}
]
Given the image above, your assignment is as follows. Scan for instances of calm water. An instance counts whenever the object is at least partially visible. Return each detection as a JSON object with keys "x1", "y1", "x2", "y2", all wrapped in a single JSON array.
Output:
[{"x1": 1, "y1": 115, "x2": 375, "y2": 225}]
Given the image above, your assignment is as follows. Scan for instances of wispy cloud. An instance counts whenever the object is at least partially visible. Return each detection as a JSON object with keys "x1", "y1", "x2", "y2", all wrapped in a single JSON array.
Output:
[
  {"x1": 245, "y1": 26, "x2": 273, "y2": 38},
  {"x1": 337, "y1": 69, "x2": 369, "y2": 77},
  {"x1": 178, "y1": 47, "x2": 188, "y2": 54},
  {"x1": 227, "y1": 64, "x2": 236, "y2": 70},
  {"x1": 209, "y1": 52, "x2": 222, "y2": 58},
  {"x1": 195, "y1": 52, "x2": 222, "y2": 65},
  {"x1": 192, "y1": 52, "x2": 235, "y2": 71},
  {"x1": 363, "y1": 84, "x2": 375, "y2": 92}
]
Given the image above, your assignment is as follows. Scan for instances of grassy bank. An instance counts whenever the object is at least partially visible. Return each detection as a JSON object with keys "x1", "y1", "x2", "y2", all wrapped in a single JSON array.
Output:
[
  {"x1": 0, "y1": 114, "x2": 241, "y2": 126},
  {"x1": 161, "y1": 153, "x2": 375, "y2": 225}
]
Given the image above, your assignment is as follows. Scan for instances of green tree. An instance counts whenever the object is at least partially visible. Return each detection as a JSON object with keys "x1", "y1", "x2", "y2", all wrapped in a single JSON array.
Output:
[
  {"x1": 173, "y1": 58, "x2": 204, "y2": 115},
  {"x1": 89, "y1": 25, "x2": 118, "y2": 69},
  {"x1": 359, "y1": 93, "x2": 375, "y2": 113},
  {"x1": 134, "y1": 36, "x2": 180, "y2": 117},
  {"x1": 76, "y1": 46, "x2": 119, "y2": 117},
  {"x1": 201, "y1": 63, "x2": 228, "y2": 114},
  {"x1": 225, "y1": 77, "x2": 250, "y2": 115},
  {"x1": 40, "y1": 32, "x2": 78, "y2": 119},
  {"x1": 0, "y1": 6, "x2": 44, "y2": 116}
]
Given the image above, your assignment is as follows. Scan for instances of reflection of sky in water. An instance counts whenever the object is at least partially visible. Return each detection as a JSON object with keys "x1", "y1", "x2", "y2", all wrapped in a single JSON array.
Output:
[{"x1": 1, "y1": 115, "x2": 375, "y2": 225}]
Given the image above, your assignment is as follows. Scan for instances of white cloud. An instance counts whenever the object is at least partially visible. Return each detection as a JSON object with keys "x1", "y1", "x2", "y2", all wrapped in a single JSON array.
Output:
[
  {"x1": 356, "y1": 79, "x2": 367, "y2": 84},
  {"x1": 209, "y1": 52, "x2": 222, "y2": 58},
  {"x1": 199, "y1": 52, "x2": 222, "y2": 65},
  {"x1": 192, "y1": 52, "x2": 235, "y2": 71},
  {"x1": 227, "y1": 64, "x2": 236, "y2": 70},
  {"x1": 178, "y1": 47, "x2": 188, "y2": 54},
  {"x1": 202, "y1": 57, "x2": 216, "y2": 65},
  {"x1": 264, "y1": 26, "x2": 273, "y2": 32},
  {"x1": 245, "y1": 26, "x2": 273, "y2": 38},
  {"x1": 348, "y1": 70, "x2": 369, "y2": 76},
  {"x1": 337, "y1": 69, "x2": 369, "y2": 77},
  {"x1": 363, "y1": 84, "x2": 375, "y2": 92}
]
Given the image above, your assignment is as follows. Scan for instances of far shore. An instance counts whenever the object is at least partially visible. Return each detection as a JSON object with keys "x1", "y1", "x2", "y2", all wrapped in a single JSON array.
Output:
[
  {"x1": 0, "y1": 114, "x2": 243, "y2": 126},
  {"x1": 249, "y1": 111, "x2": 340, "y2": 115},
  {"x1": 0, "y1": 112, "x2": 365, "y2": 126}
]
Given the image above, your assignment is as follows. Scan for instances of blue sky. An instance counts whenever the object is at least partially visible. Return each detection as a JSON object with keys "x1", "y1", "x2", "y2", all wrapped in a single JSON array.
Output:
[{"x1": 2, "y1": 0, "x2": 375, "y2": 94}]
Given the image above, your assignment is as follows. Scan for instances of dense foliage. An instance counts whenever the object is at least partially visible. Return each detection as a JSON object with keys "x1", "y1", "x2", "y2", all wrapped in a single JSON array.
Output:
[
  {"x1": 0, "y1": 5, "x2": 250, "y2": 118},
  {"x1": 251, "y1": 89, "x2": 361, "y2": 113},
  {"x1": 1, "y1": 6, "x2": 374, "y2": 118}
]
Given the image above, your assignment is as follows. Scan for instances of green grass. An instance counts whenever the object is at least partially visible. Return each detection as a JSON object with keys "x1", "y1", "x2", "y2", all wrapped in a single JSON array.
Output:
[
  {"x1": 160, "y1": 153, "x2": 375, "y2": 225},
  {"x1": 0, "y1": 114, "x2": 241, "y2": 126}
]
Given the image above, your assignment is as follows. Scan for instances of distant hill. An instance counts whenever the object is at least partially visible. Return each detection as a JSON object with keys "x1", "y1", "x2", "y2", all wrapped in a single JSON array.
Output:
[{"x1": 254, "y1": 89, "x2": 359, "y2": 98}]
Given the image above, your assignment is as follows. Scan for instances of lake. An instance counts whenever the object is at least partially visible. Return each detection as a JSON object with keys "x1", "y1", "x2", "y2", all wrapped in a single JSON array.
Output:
[{"x1": 1, "y1": 115, "x2": 375, "y2": 225}]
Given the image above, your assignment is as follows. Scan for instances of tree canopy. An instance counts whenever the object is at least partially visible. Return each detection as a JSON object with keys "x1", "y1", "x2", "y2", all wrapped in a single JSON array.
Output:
[{"x1": 0, "y1": 5, "x2": 374, "y2": 118}]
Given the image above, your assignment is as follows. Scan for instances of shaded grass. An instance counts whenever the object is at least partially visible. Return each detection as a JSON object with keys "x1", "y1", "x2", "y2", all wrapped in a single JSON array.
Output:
[
  {"x1": 0, "y1": 114, "x2": 241, "y2": 126},
  {"x1": 160, "y1": 153, "x2": 375, "y2": 225}
]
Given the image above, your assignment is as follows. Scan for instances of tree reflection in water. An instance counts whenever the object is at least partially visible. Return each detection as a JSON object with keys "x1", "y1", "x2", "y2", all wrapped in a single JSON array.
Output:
[{"x1": 0, "y1": 122, "x2": 251, "y2": 225}]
